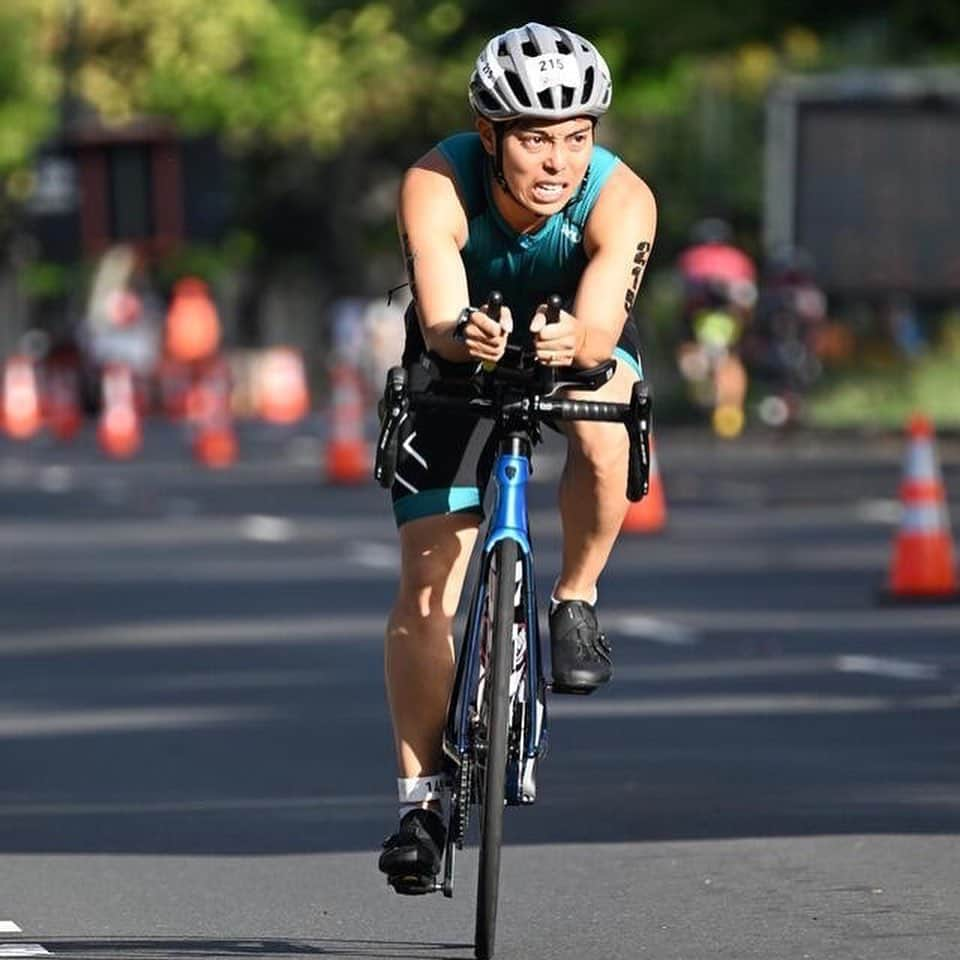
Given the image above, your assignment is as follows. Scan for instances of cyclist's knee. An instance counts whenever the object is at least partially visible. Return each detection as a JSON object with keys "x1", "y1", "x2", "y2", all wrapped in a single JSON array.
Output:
[
  {"x1": 393, "y1": 512, "x2": 479, "y2": 623},
  {"x1": 566, "y1": 420, "x2": 630, "y2": 481}
]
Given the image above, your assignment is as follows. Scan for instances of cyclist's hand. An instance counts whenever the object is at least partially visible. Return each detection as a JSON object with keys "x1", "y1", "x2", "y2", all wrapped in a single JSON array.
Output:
[
  {"x1": 460, "y1": 303, "x2": 513, "y2": 363},
  {"x1": 530, "y1": 304, "x2": 584, "y2": 367}
]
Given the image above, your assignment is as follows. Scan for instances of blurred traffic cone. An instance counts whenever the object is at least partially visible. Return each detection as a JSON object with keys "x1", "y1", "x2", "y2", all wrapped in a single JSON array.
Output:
[
  {"x1": 97, "y1": 365, "x2": 142, "y2": 459},
  {"x1": 2, "y1": 355, "x2": 42, "y2": 439},
  {"x1": 883, "y1": 414, "x2": 958, "y2": 600},
  {"x1": 325, "y1": 361, "x2": 368, "y2": 483},
  {"x1": 187, "y1": 362, "x2": 237, "y2": 469},
  {"x1": 193, "y1": 423, "x2": 238, "y2": 469},
  {"x1": 165, "y1": 277, "x2": 221, "y2": 364},
  {"x1": 157, "y1": 357, "x2": 192, "y2": 421},
  {"x1": 44, "y1": 365, "x2": 83, "y2": 441},
  {"x1": 623, "y1": 436, "x2": 666, "y2": 534},
  {"x1": 257, "y1": 347, "x2": 311, "y2": 424}
]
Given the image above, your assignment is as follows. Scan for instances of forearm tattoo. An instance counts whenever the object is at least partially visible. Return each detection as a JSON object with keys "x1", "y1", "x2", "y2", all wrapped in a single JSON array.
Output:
[
  {"x1": 400, "y1": 230, "x2": 418, "y2": 304},
  {"x1": 623, "y1": 240, "x2": 652, "y2": 316}
]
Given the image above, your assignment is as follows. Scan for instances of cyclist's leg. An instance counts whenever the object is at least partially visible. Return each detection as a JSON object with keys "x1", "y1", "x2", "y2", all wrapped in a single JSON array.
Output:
[
  {"x1": 386, "y1": 512, "x2": 479, "y2": 781},
  {"x1": 380, "y1": 365, "x2": 491, "y2": 887},
  {"x1": 556, "y1": 328, "x2": 641, "y2": 601},
  {"x1": 549, "y1": 327, "x2": 642, "y2": 693}
]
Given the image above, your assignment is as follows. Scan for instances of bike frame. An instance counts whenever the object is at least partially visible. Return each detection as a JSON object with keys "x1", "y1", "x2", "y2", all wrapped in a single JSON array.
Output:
[{"x1": 444, "y1": 433, "x2": 548, "y2": 822}]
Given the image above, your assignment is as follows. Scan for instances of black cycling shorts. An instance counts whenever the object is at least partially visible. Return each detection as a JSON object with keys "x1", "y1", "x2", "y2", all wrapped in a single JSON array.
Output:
[{"x1": 391, "y1": 309, "x2": 644, "y2": 527}]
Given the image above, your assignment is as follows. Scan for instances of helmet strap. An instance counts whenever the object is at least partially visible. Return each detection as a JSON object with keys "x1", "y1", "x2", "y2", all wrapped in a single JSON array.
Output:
[{"x1": 492, "y1": 123, "x2": 515, "y2": 199}]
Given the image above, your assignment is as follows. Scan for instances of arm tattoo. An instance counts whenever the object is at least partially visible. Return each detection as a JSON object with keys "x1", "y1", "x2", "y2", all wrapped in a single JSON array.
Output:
[
  {"x1": 623, "y1": 240, "x2": 652, "y2": 316},
  {"x1": 400, "y1": 230, "x2": 418, "y2": 304}
]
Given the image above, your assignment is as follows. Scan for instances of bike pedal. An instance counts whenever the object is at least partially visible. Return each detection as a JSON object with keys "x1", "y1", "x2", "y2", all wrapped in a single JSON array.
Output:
[{"x1": 387, "y1": 874, "x2": 442, "y2": 896}]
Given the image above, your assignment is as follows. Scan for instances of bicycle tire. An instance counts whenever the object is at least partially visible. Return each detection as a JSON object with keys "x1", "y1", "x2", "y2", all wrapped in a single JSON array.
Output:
[{"x1": 475, "y1": 537, "x2": 518, "y2": 960}]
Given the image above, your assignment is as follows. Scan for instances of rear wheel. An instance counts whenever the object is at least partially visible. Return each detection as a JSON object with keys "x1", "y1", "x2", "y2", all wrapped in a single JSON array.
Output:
[{"x1": 474, "y1": 538, "x2": 517, "y2": 960}]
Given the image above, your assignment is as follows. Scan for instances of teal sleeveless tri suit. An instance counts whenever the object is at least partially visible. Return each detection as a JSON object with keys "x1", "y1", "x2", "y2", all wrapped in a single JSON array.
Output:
[{"x1": 393, "y1": 133, "x2": 644, "y2": 526}]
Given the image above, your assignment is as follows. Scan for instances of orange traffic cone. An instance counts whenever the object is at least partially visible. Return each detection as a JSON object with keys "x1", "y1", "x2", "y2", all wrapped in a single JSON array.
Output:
[
  {"x1": 97, "y1": 365, "x2": 142, "y2": 459},
  {"x1": 325, "y1": 361, "x2": 368, "y2": 484},
  {"x1": 883, "y1": 413, "x2": 958, "y2": 601},
  {"x1": 187, "y1": 362, "x2": 237, "y2": 469},
  {"x1": 2, "y1": 355, "x2": 42, "y2": 440},
  {"x1": 258, "y1": 347, "x2": 310, "y2": 424},
  {"x1": 622, "y1": 436, "x2": 667, "y2": 534},
  {"x1": 193, "y1": 424, "x2": 238, "y2": 469},
  {"x1": 44, "y1": 365, "x2": 83, "y2": 441}
]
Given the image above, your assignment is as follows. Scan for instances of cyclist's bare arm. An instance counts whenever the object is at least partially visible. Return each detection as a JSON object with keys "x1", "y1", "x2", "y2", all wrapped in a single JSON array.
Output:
[
  {"x1": 397, "y1": 150, "x2": 510, "y2": 363},
  {"x1": 570, "y1": 164, "x2": 657, "y2": 368}
]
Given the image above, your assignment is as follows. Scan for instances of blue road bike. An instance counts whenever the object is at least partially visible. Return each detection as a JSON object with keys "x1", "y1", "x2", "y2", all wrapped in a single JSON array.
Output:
[{"x1": 375, "y1": 294, "x2": 652, "y2": 960}]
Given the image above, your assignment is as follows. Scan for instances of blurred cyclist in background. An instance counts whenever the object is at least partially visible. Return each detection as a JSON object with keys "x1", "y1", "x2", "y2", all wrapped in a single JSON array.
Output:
[
  {"x1": 676, "y1": 218, "x2": 756, "y2": 437},
  {"x1": 747, "y1": 245, "x2": 827, "y2": 428}
]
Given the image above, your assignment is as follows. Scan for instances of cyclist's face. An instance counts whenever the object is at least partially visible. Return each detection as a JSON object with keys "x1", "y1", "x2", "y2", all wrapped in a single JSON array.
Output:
[{"x1": 482, "y1": 117, "x2": 595, "y2": 215}]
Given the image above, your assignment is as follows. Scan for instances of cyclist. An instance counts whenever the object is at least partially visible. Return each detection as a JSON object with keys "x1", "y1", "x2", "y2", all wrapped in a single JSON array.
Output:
[
  {"x1": 379, "y1": 22, "x2": 657, "y2": 890},
  {"x1": 676, "y1": 218, "x2": 757, "y2": 437}
]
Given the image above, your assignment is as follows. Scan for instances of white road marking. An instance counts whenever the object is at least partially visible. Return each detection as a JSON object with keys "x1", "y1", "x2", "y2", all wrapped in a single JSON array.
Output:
[
  {"x1": 608, "y1": 614, "x2": 700, "y2": 646},
  {"x1": 836, "y1": 655, "x2": 941, "y2": 681},
  {"x1": 349, "y1": 542, "x2": 399, "y2": 570},
  {"x1": 0, "y1": 704, "x2": 278, "y2": 739},
  {"x1": 241, "y1": 515, "x2": 295, "y2": 542},
  {"x1": 0, "y1": 947, "x2": 49, "y2": 957},
  {"x1": 38, "y1": 466, "x2": 72, "y2": 494},
  {"x1": 549, "y1": 693, "x2": 960, "y2": 718},
  {"x1": 0, "y1": 793, "x2": 392, "y2": 817},
  {"x1": 855, "y1": 499, "x2": 902, "y2": 524},
  {"x1": 0, "y1": 923, "x2": 22, "y2": 933}
]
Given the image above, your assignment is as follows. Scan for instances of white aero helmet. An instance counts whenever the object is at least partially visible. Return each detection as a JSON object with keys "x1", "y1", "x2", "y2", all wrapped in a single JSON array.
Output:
[{"x1": 469, "y1": 23, "x2": 612, "y2": 122}]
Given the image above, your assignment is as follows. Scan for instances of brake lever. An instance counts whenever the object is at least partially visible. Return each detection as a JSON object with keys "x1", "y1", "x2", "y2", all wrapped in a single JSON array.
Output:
[
  {"x1": 625, "y1": 380, "x2": 652, "y2": 501},
  {"x1": 374, "y1": 366, "x2": 409, "y2": 488}
]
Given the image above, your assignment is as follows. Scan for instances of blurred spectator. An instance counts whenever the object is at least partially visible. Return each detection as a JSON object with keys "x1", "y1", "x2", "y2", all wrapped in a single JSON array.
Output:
[{"x1": 82, "y1": 246, "x2": 163, "y2": 379}]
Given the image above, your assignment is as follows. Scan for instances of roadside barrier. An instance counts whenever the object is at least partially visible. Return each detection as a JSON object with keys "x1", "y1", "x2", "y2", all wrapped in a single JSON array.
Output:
[
  {"x1": 97, "y1": 365, "x2": 141, "y2": 459},
  {"x1": 883, "y1": 413, "x2": 957, "y2": 601},
  {"x1": 2, "y1": 355, "x2": 42, "y2": 440},
  {"x1": 622, "y1": 436, "x2": 667, "y2": 534},
  {"x1": 325, "y1": 360, "x2": 368, "y2": 483}
]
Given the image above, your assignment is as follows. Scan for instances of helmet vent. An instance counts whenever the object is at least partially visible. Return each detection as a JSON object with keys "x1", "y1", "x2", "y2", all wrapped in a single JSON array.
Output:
[
  {"x1": 521, "y1": 40, "x2": 538, "y2": 56},
  {"x1": 506, "y1": 71, "x2": 531, "y2": 107},
  {"x1": 477, "y1": 90, "x2": 501, "y2": 112},
  {"x1": 561, "y1": 86, "x2": 574, "y2": 108},
  {"x1": 581, "y1": 66, "x2": 595, "y2": 104},
  {"x1": 556, "y1": 39, "x2": 571, "y2": 54}
]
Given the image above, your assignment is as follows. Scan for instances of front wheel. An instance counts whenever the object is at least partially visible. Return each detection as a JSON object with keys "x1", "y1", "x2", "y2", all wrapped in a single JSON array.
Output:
[{"x1": 475, "y1": 537, "x2": 517, "y2": 960}]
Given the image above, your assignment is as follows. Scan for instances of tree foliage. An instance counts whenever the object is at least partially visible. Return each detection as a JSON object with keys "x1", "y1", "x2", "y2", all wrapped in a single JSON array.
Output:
[{"x1": 0, "y1": 0, "x2": 957, "y2": 282}]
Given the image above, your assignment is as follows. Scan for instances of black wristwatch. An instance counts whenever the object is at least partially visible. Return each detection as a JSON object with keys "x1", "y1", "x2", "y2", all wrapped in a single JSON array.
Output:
[{"x1": 452, "y1": 307, "x2": 475, "y2": 342}]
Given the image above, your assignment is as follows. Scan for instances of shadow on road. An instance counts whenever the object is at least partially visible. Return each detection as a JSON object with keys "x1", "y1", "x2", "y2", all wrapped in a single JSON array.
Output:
[{"x1": 41, "y1": 939, "x2": 470, "y2": 960}]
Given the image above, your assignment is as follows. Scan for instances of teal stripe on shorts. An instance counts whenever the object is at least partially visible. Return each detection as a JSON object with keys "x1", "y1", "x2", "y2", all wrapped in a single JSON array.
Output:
[
  {"x1": 394, "y1": 486, "x2": 482, "y2": 527},
  {"x1": 614, "y1": 346, "x2": 643, "y2": 379}
]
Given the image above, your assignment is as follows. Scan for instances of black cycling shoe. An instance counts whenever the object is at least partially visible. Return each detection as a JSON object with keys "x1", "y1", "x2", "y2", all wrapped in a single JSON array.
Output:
[
  {"x1": 549, "y1": 599, "x2": 612, "y2": 694},
  {"x1": 378, "y1": 808, "x2": 446, "y2": 895}
]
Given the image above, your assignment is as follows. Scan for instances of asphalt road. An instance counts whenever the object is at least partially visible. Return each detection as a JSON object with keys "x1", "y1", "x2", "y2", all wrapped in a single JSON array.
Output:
[{"x1": 0, "y1": 420, "x2": 959, "y2": 960}]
